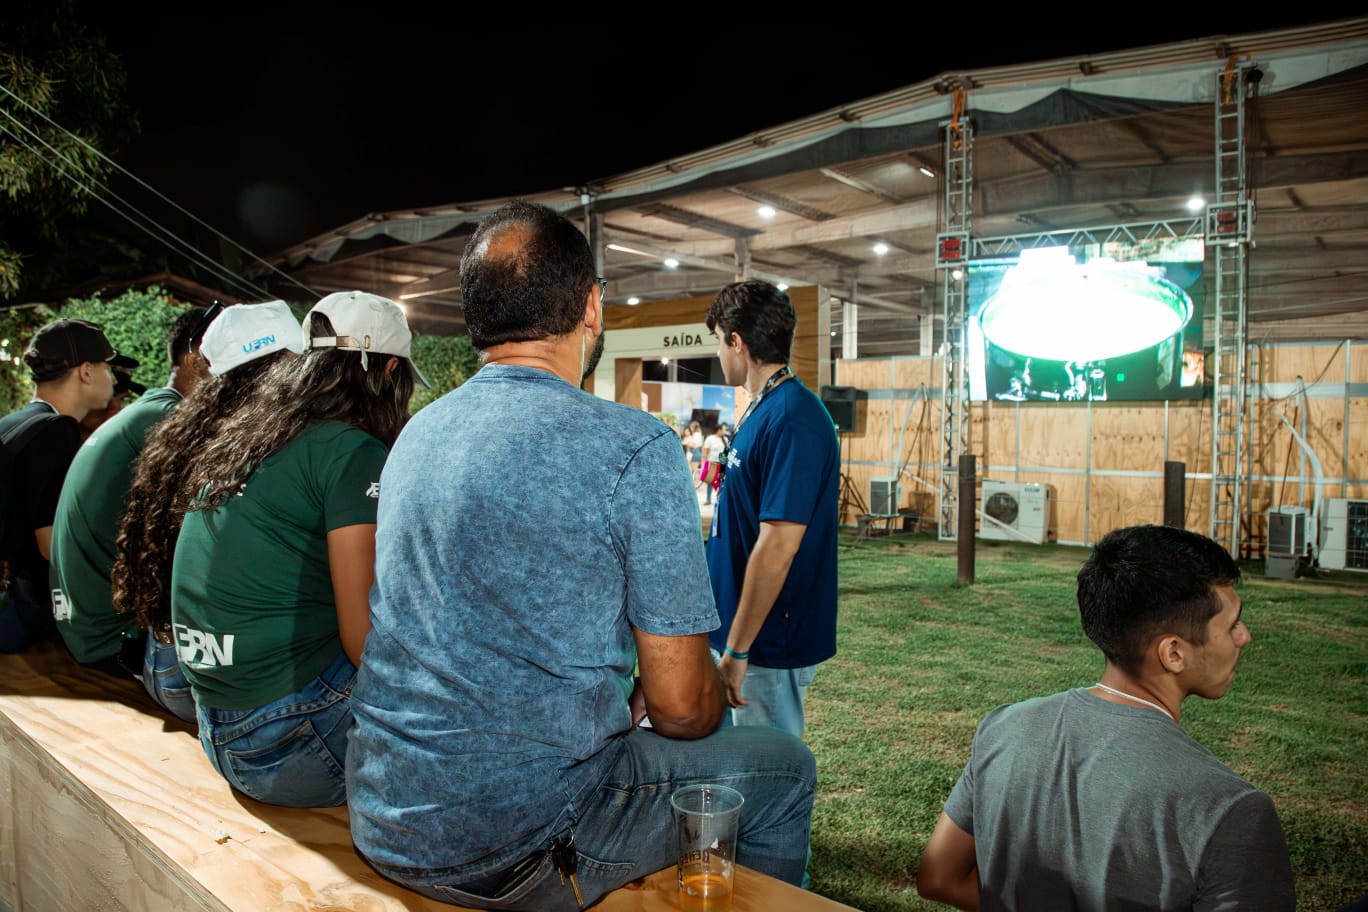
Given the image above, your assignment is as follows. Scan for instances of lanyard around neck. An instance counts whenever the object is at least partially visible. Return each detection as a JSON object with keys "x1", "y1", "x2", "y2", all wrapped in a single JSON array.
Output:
[{"x1": 735, "y1": 366, "x2": 790, "y2": 431}]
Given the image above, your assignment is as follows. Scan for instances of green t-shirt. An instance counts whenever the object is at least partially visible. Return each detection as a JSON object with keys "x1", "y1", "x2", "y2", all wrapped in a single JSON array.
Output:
[
  {"x1": 50, "y1": 387, "x2": 182, "y2": 663},
  {"x1": 171, "y1": 420, "x2": 387, "y2": 710}
]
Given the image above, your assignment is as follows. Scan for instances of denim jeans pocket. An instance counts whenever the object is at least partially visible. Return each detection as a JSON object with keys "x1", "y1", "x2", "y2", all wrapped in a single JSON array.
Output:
[
  {"x1": 432, "y1": 847, "x2": 635, "y2": 912},
  {"x1": 200, "y1": 653, "x2": 356, "y2": 807},
  {"x1": 143, "y1": 638, "x2": 197, "y2": 723},
  {"x1": 221, "y1": 717, "x2": 348, "y2": 807},
  {"x1": 431, "y1": 852, "x2": 557, "y2": 909}
]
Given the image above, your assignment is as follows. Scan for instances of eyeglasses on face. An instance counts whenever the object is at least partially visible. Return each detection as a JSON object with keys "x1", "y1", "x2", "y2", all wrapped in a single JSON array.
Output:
[{"x1": 595, "y1": 277, "x2": 608, "y2": 301}]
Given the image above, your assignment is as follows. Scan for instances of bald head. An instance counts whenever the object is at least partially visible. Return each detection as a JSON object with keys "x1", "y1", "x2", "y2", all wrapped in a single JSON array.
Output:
[{"x1": 459, "y1": 201, "x2": 596, "y2": 350}]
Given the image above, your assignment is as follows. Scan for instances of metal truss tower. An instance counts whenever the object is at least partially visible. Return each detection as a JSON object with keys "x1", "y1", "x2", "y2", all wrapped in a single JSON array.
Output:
[
  {"x1": 936, "y1": 95, "x2": 973, "y2": 540},
  {"x1": 1207, "y1": 62, "x2": 1256, "y2": 558}
]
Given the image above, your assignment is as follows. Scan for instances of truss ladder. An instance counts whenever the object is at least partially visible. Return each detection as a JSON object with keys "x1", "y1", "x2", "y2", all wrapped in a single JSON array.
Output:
[
  {"x1": 1207, "y1": 62, "x2": 1255, "y2": 558},
  {"x1": 937, "y1": 100, "x2": 973, "y2": 540}
]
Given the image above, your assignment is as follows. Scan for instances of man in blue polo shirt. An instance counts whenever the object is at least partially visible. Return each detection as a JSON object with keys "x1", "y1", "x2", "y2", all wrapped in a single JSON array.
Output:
[{"x1": 705, "y1": 280, "x2": 840, "y2": 739}]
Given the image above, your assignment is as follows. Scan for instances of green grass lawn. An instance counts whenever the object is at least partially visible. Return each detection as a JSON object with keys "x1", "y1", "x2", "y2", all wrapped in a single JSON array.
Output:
[{"x1": 804, "y1": 531, "x2": 1367, "y2": 911}]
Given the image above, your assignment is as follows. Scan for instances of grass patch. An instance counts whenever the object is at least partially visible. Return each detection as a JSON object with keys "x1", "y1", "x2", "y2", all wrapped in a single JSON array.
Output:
[{"x1": 804, "y1": 532, "x2": 1367, "y2": 911}]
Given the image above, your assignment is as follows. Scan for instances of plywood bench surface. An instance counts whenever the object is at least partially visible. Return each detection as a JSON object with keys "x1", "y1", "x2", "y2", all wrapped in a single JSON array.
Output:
[{"x1": 0, "y1": 642, "x2": 855, "y2": 911}]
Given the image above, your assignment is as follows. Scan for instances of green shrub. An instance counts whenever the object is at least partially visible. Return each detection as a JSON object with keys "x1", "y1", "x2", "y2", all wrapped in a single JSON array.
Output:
[{"x1": 0, "y1": 288, "x2": 191, "y2": 415}]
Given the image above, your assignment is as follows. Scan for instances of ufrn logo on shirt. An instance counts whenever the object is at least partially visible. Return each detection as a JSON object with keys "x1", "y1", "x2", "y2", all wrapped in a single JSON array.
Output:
[{"x1": 175, "y1": 623, "x2": 236, "y2": 667}]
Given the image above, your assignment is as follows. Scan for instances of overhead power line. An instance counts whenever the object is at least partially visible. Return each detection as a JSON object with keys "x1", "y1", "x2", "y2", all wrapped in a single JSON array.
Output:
[{"x1": 0, "y1": 82, "x2": 319, "y2": 300}]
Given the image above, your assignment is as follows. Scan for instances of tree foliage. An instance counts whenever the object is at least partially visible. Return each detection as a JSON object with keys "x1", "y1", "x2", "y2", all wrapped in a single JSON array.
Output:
[
  {"x1": 408, "y1": 332, "x2": 480, "y2": 414},
  {"x1": 58, "y1": 286, "x2": 191, "y2": 387},
  {"x1": 0, "y1": 0, "x2": 138, "y2": 299},
  {"x1": 0, "y1": 287, "x2": 190, "y2": 415},
  {"x1": 1, "y1": 286, "x2": 481, "y2": 417}
]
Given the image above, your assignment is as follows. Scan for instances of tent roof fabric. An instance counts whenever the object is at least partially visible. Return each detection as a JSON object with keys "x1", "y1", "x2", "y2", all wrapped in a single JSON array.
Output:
[{"x1": 252, "y1": 17, "x2": 1368, "y2": 351}]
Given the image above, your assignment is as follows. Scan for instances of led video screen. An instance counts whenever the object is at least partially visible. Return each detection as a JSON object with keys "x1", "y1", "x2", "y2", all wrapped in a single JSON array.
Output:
[{"x1": 966, "y1": 238, "x2": 1207, "y2": 402}]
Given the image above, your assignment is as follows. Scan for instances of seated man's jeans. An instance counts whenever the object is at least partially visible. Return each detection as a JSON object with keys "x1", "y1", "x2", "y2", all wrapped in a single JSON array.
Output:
[
  {"x1": 367, "y1": 724, "x2": 816, "y2": 911},
  {"x1": 196, "y1": 651, "x2": 355, "y2": 808},
  {"x1": 143, "y1": 635, "x2": 196, "y2": 724}
]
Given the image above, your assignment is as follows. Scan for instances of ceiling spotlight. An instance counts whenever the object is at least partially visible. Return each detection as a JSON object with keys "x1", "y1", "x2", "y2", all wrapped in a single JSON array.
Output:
[
  {"x1": 661, "y1": 357, "x2": 670, "y2": 364},
  {"x1": 627, "y1": 296, "x2": 641, "y2": 306},
  {"x1": 951, "y1": 268, "x2": 965, "y2": 281},
  {"x1": 1186, "y1": 195, "x2": 1206, "y2": 212},
  {"x1": 872, "y1": 242, "x2": 889, "y2": 256},
  {"x1": 664, "y1": 258, "x2": 680, "y2": 269},
  {"x1": 830, "y1": 330, "x2": 837, "y2": 337},
  {"x1": 918, "y1": 166, "x2": 935, "y2": 178},
  {"x1": 777, "y1": 283, "x2": 789, "y2": 292},
  {"x1": 757, "y1": 205, "x2": 776, "y2": 219}
]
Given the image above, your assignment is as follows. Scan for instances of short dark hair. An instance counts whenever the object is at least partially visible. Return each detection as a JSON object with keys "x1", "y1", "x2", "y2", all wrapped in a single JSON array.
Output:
[
  {"x1": 168, "y1": 306, "x2": 211, "y2": 364},
  {"x1": 705, "y1": 281, "x2": 795, "y2": 366},
  {"x1": 1077, "y1": 524, "x2": 1240, "y2": 672},
  {"x1": 459, "y1": 200, "x2": 595, "y2": 350}
]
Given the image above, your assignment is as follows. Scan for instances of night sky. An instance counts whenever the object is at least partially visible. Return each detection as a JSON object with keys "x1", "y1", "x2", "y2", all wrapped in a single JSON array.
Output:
[{"x1": 81, "y1": 8, "x2": 1350, "y2": 256}]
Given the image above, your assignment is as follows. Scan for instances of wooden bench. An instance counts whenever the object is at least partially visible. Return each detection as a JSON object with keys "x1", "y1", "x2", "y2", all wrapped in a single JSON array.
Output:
[{"x1": 0, "y1": 641, "x2": 856, "y2": 911}]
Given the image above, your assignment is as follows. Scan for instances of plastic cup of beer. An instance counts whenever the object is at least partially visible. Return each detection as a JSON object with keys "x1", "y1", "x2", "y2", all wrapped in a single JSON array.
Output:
[{"x1": 672, "y1": 783, "x2": 744, "y2": 912}]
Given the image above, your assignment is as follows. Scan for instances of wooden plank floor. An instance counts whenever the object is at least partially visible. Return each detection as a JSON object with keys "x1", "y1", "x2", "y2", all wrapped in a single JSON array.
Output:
[{"x1": 0, "y1": 642, "x2": 855, "y2": 912}]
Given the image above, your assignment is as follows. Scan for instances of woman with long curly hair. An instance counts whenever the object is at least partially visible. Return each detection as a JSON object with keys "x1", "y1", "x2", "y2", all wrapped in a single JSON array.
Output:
[
  {"x1": 111, "y1": 300, "x2": 304, "y2": 722},
  {"x1": 169, "y1": 291, "x2": 423, "y2": 809}
]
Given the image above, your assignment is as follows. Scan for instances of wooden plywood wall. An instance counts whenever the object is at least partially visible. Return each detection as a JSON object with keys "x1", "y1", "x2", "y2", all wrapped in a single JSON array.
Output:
[{"x1": 836, "y1": 341, "x2": 1367, "y2": 550}]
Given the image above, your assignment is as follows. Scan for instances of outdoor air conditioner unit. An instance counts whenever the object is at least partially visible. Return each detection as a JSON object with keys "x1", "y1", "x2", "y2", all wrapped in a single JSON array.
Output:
[
  {"x1": 869, "y1": 477, "x2": 900, "y2": 517},
  {"x1": 978, "y1": 480, "x2": 1055, "y2": 544},
  {"x1": 1265, "y1": 505, "x2": 1308, "y2": 579},
  {"x1": 1319, "y1": 498, "x2": 1368, "y2": 571}
]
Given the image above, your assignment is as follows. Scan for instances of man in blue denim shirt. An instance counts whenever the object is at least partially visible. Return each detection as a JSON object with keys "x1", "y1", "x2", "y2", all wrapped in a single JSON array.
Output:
[{"x1": 347, "y1": 201, "x2": 817, "y2": 911}]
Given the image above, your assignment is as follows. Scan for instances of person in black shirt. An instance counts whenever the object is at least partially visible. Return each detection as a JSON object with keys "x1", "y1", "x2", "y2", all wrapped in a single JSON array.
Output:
[{"x1": 0, "y1": 318, "x2": 131, "y2": 652}]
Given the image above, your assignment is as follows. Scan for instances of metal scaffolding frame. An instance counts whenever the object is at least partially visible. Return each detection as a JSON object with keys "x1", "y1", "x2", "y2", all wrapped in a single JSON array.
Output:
[
  {"x1": 936, "y1": 102, "x2": 973, "y2": 540},
  {"x1": 1207, "y1": 62, "x2": 1256, "y2": 558},
  {"x1": 932, "y1": 62, "x2": 1253, "y2": 546}
]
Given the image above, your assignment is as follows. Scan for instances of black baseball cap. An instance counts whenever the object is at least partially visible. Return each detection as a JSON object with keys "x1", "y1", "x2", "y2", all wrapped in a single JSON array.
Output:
[{"x1": 24, "y1": 319, "x2": 136, "y2": 380}]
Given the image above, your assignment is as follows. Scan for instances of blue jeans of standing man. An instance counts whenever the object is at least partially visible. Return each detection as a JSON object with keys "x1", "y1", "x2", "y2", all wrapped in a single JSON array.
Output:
[
  {"x1": 368, "y1": 724, "x2": 816, "y2": 911},
  {"x1": 197, "y1": 650, "x2": 355, "y2": 808},
  {"x1": 731, "y1": 663, "x2": 818, "y2": 738},
  {"x1": 142, "y1": 635, "x2": 196, "y2": 724}
]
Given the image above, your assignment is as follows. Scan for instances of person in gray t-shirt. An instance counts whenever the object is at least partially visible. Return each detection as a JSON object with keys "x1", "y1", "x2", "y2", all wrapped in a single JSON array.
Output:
[{"x1": 917, "y1": 524, "x2": 1295, "y2": 911}]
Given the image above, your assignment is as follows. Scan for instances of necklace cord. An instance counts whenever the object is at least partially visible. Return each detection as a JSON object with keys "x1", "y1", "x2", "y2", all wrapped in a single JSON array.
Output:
[{"x1": 1092, "y1": 682, "x2": 1175, "y2": 722}]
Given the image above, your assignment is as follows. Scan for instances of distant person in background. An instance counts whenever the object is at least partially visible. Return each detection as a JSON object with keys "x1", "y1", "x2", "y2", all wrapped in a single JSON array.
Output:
[
  {"x1": 917, "y1": 524, "x2": 1295, "y2": 911},
  {"x1": 683, "y1": 420, "x2": 704, "y2": 477},
  {"x1": 701, "y1": 425, "x2": 725, "y2": 506},
  {"x1": 704, "y1": 280, "x2": 839, "y2": 740},
  {"x1": 50, "y1": 307, "x2": 211, "y2": 699},
  {"x1": 0, "y1": 318, "x2": 128, "y2": 653},
  {"x1": 170, "y1": 291, "x2": 420, "y2": 807},
  {"x1": 113, "y1": 301, "x2": 303, "y2": 721}
]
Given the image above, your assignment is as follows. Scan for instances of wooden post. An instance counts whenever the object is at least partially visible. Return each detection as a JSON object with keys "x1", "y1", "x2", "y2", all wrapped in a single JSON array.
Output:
[
  {"x1": 1163, "y1": 461, "x2": 1186, "y2": 528},
  {"x1": 957, "y1": 454, "x2": 976, "y2": 585}
]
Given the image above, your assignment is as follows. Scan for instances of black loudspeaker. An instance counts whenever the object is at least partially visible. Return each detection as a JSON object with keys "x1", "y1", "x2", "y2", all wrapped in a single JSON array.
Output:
[{"x1": 820, "y1": 385, "x2": 859, "y2": 432}]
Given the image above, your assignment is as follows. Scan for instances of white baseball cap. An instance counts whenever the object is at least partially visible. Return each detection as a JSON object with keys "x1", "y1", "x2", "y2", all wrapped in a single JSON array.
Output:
[
  {"x1": 303, "y1": 290, "x2": 430, "y2": 388},
  {"x1": 200, "y1": 300, "x2": 305, "y2": 376}
]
